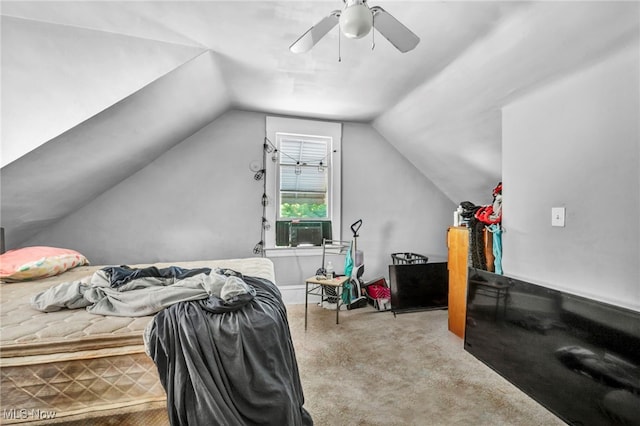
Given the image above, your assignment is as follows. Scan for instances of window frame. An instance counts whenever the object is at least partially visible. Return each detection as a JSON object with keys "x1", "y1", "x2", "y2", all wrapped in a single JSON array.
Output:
[{"x1": 265, "y1": 116, "x2": 342, "y2": 256}]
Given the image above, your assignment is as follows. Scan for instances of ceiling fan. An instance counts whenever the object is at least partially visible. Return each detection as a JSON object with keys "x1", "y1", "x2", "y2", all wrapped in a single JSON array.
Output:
[{"x1": 290, "y1": 0, "x2": 420, "y2": 54}]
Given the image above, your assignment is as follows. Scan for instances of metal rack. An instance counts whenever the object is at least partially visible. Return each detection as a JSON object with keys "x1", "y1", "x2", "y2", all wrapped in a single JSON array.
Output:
[{"x1": 320, "y1": 238, "x2": 351, "y2": 272}]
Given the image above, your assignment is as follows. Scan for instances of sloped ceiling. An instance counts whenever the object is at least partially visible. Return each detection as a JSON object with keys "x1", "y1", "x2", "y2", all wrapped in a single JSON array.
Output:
[
  {"x1": 1, "y1": 1, "x2": 639, "y2": 246},
  {"x1": 1, "y1": 14, "x2": 208, "y2": 166},
  {"x1": 374, "y1": 1, "x2": 640, "y2": 204},
  {"x1": 1, "y1": 51, "x2": 230, "y2": 245}
]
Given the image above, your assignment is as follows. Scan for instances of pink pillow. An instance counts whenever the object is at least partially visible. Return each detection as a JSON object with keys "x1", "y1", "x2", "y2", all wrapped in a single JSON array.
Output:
[{"x1": 0, "y1": 246, "x2": 89, "y2": 282}]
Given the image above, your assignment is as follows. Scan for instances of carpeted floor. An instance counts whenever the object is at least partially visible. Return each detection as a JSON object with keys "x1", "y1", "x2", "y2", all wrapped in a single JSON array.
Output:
[{"x1": 287, "y1": 303, "x2": 565, "y2": 426}]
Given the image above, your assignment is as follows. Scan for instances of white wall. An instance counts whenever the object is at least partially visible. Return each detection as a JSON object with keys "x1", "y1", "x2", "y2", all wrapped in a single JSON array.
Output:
[
  {"x1": 26, "y1": 110, "x2": 455, "y2": 287},
  {"x1": 341, "y1": 122, "x2": 454, "y2": 277},
  {"x1": 25, "y1": 110, "x2": 263, "y2": 264},
  {"x1": 502, "y1": 40, "x2": 640, "y2": 311}
]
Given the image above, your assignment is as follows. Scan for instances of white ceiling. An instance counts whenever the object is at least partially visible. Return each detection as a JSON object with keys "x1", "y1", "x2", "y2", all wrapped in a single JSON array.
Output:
[
  {"x1": 1, "y1": 1, "x2": 527, "y2": 122},
  {"x1": 2, "y1": 1, "x2": 639, "y2": 205}
]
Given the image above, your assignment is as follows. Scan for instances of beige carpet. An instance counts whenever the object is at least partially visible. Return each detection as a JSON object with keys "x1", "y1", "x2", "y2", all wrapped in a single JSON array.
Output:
[{"x1": 287, "y1": 303, "x2": 565, "y2": 426}]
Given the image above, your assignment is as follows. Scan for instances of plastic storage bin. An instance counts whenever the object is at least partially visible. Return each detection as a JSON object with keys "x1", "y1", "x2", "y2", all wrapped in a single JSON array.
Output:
[{"x1": 390, "y1": 252, "x2": 429, "y2": 265}]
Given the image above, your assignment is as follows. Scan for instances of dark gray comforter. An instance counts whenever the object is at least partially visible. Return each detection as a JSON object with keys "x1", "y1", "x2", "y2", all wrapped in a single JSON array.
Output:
[{"x1": 145, "y1": 275, "x2": 313, "y2": 426}]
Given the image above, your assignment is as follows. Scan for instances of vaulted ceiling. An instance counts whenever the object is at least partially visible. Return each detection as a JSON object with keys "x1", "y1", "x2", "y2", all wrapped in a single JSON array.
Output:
[{"x1": 2, "y1": 1, "x2": 638, "y2": 246}]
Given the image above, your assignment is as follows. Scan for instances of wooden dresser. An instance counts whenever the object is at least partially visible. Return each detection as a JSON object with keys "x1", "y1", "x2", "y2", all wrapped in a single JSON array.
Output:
[{"x1": 447, "y1": 226, "x2": 494, "y2": 338}]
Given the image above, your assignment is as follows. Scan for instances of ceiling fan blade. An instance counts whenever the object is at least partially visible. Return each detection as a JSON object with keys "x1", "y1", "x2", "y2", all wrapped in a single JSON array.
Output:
[
  {"x1": 370, "y1": 6, "x2": 420, "y2": 53},
  {"x1": 289, "y1": 10, "x2": 341, "y2": 53}
]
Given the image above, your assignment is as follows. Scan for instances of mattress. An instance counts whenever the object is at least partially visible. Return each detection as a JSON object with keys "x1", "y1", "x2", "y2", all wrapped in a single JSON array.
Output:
[{"x1": 0, "y1": 258, "x2": 275, "y2": 425}]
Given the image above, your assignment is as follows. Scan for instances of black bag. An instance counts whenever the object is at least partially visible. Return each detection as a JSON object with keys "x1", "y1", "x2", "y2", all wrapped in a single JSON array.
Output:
[{"x1": 460, "y1": 201, "x2": 480, "y2": 218}]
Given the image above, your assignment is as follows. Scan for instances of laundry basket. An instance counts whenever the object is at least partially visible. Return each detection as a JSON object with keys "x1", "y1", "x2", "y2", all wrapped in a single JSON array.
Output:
[{"x1": 390, "y1": 252, "x2": 429, "y2": 265}]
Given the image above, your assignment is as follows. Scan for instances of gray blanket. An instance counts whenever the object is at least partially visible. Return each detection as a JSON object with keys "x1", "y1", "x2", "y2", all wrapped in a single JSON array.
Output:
[
  {"x1": 31, "y1": 268, "x2": 255, "y2": 316},
  {"x1": 145, "y1": 275, "x2": 313, "y2": 426}
]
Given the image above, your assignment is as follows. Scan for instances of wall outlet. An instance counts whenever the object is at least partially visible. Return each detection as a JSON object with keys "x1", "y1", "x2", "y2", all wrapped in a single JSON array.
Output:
[{"x1": 551, "y1": 207, "x2": 565, "y2": 227}]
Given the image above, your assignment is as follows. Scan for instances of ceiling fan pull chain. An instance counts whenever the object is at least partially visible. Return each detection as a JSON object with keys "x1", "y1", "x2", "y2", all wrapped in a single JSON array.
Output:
[
  {"x1": 338, "y1": 23, "x2": 342, "y2": 62},
  {"x1": 371, "y1": 20, "x2": 375, "y2": 51}
]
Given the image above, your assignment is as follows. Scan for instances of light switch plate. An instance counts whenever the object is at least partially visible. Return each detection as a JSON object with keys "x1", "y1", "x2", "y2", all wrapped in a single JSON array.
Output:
[{"x1": 551, "y1": 207, "x2": 565, "y2": 227}]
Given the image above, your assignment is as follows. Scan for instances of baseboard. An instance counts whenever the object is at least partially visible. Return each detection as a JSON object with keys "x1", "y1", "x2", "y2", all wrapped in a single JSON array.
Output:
[{"x1": 278, "y1": 284, "x2": 307, "y2": 305}]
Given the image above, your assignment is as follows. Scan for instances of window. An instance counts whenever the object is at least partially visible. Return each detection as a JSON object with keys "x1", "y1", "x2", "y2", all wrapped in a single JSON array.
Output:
[{"x1": 265, "y1": 117, "x2": 341, "y2": 253}]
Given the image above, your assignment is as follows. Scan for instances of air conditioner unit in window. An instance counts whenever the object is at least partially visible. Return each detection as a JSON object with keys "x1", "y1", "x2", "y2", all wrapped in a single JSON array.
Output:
[
  {"x1": 276, "y1": 221, "x2": 332, "y2": 247},
  {"x1": 289, "y1": 222, "x2": 324, "y2": 247}
]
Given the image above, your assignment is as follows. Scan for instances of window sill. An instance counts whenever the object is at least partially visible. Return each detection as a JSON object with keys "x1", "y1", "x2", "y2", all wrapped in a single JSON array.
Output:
[{"x1": 264, "y1": 247, "x2": 324, "y2": 257}]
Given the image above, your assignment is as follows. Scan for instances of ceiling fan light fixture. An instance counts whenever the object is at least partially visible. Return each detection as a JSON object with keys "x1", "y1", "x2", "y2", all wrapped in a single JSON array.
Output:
[
  {"x1": 339, "y1": 1, "x2": 372, "y2": 39},
  {"x1": 289, "y1": 0, "x2": 419, "y2": 54}
]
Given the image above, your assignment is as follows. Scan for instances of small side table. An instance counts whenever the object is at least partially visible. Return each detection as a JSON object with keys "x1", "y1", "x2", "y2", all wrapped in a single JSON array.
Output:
[{"x1": 305, "y1": 275, "x2": 350, "y2": 330}]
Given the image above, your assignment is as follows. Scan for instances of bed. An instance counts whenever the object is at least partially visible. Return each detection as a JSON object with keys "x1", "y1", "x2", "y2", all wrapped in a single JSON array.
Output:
[{"x1": 0, "y1": 257, "x2": 300, "y2": 425}]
